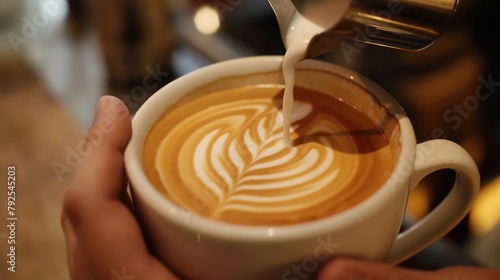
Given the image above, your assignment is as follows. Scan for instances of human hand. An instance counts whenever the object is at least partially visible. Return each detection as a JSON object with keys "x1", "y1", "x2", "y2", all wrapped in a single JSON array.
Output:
[
  {"x1": 61, "y1": 96, "x2": 178, "y2": 280},
  {"x1": 60, "y1": 96, "x2": 499, "y2": 280},
  {"x1": 317, "y1": 258, "x2": 500, "y2": 280}
]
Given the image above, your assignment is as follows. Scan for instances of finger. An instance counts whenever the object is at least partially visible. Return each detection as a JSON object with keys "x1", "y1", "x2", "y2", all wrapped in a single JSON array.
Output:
[
  {"x1": 318, "y1": 258, "x2": 500, "y2": 280},
  {"x1": 317, "y1": 258, "x2": 432, "y2": 280},
  {"x1": 74, "y1": 95, "x2": 132, "y2": 200},
  {"x1": 63, "y1": 96, "x2": 178, "y2": 279},
  {"x1": 61, "y1": 212, "x2": 94, "y2": 280},
  {"x1": 62, "y1": 95, "x2": 128, "y2": 280},
  {"x1": 63, "y1": 95, "x2": 131, "y2": 245},
  {"x1": 437, "y1": 266, "x2": 500, "y2": 280}
]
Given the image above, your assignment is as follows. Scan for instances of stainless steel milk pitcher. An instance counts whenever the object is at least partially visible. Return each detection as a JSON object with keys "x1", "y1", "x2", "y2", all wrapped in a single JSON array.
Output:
[{"x1": 268, "y1": 0, "x2": 460, "y2": 57}]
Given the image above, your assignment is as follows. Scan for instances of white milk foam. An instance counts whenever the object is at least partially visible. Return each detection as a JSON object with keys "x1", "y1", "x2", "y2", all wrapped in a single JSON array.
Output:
[
  {"x1": 148, "y1": 84, "x2": 395, "y2": 225},
  {"x1": 155, "y1": 94, "x2": 347, "y2": 217},
  {"x1": 282, "y1": 0, "x2": 351, "y2": 146}
]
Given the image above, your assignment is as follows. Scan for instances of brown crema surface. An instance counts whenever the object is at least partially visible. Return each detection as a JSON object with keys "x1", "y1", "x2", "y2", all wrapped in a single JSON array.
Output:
[{"x1": 143, "y1": 82, "x2": 399, "y2": 226}]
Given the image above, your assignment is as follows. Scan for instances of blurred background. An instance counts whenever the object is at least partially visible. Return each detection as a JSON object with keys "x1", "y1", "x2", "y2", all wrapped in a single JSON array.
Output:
[{"x1": 0, "y1": 0, "x2": 498, "y2": 279}]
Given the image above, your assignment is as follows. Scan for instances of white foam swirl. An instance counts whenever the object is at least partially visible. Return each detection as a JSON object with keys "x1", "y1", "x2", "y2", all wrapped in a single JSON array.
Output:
[
  {"x1": 152, "y1": 86, "x2": 393, "y2": 225},
  {"x1": 156, "y1": 98, "x2": 347, "y2": 216}
]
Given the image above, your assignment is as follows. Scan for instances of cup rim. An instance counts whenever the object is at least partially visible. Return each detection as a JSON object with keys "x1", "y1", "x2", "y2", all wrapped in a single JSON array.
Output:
[{"x1": 124, "y1": 56, "x2": 416, "y2": 242}]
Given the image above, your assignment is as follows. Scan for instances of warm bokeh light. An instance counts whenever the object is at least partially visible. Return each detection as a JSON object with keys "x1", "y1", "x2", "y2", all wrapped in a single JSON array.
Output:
[
  {"x1": 406, "y1": 184, "x2": 431, "y2": 220},
  {"x1": 193, "y1": 5, "x2": 220, "y2": 35},
  {"x1": 470, "y1": 176, "x2": 500, "y2": 236}
]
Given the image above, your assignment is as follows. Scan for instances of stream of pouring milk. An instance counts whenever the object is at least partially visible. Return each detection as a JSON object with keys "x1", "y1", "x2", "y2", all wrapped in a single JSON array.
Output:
[{"x1": 282, "y1": 0, "x2": 350, "y2": 146}]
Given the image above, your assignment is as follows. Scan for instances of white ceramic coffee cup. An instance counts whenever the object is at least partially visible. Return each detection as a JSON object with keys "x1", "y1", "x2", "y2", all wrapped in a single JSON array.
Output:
[{"x1": 124, "y1": 56, "x2": 480, "y2": 280}]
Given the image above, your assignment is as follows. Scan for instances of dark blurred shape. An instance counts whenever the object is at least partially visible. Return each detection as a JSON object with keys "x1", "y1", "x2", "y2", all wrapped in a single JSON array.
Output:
[
  {"x1": 473, "y1": 0, "x2": 500, "y2": 183},
  {"x1": 67, "y1": 0, "x2": 174, "y2": 90}
]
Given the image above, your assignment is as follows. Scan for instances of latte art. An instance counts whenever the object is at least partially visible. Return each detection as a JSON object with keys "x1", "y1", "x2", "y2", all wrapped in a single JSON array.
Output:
[{"x1": 143, "y1": 85, "x2": 396, "y2": 225}]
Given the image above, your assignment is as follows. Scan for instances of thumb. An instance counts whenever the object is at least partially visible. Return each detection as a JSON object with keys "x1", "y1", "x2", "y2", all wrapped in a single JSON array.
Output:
[
  {"x1": 318, "y1": 258, "x2": 500, "y2": 280},
  {"x1": 76, "y1": 95, "x2": 131, "y2": 199},
  {"x1": 317, "y1": 258, "x2": 430, "y2": 280},
  {"x1": 63, "y1": 96, "x2": 178, "y2": 279}
]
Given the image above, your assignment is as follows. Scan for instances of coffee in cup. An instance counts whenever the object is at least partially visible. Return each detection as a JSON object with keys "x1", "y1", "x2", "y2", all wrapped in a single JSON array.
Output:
[
  {"x1": 125, "y1": 57, "x2": 479, "y2": 280},
  {"x1": 143, "y1": 71, "x2": 400, "y2": 226}
]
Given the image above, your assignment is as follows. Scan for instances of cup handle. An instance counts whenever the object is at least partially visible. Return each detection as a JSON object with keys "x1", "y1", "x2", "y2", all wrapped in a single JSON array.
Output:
[{"x1": 386, "y1": 139, "x2": 480, "y2": 264}]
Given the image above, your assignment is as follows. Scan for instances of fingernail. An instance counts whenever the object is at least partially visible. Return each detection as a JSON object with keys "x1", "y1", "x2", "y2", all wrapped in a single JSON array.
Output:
[
  {"x1": 108, "y1": 97, "x2": 130, "y2": 120},
  {"x1": 96, "y1": 96, "x2": 111, "y2": 116}
]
